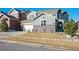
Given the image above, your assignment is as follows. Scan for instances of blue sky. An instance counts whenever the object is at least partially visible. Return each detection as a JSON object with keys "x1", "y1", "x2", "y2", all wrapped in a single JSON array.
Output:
[{"x1": 0, "y1": 8, "x2": 79, "y2": 21}]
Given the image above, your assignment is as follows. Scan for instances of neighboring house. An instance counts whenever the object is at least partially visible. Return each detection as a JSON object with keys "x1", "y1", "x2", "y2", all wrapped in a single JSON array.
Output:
[
  {"x1": 36, "y1": 9, "x2": 69, "y2": 32},
  {"x1": 38, "y1": 9, "x2": 69, "y2": 21},
  {"x1": 33, "y1": 13, "x2": 56, "y2": 33},
  {"x1": 8, "y1": 8, "x2": 22, "y2": 21},
  {"x1": 20, "y1": 10, "x2": 37, "y2": 32},
  {"x1": 20, "y1": 10, "x2": 38, "y2": 21},
  {"x1": 21, "y1": 19, "x2": 33, "y2": 32},
  {"x1": 0, "y1": 11, "x2": 21, "y2": 31},
  {"x1": 25, "y1": 10, "x2": 38, "y2": 20}
]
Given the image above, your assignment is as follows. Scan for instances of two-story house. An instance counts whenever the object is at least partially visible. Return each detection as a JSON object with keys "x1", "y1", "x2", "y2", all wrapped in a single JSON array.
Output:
[
  {"x1": 0, "y1": 9, "x2": 21, "y2": 31},
  {"x1": 33, "y1": 13, "x2": 56, "y2": 33},
  {"x1": 20, "y1": 9, "x2": 69, "y2": 32},
  {"x1": 20, "y1": 10, "x2": 39, "y2": 32}
]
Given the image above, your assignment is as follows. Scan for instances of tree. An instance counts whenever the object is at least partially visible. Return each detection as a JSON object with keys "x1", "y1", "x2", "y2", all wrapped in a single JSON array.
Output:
[
  {"x1": 0, "y1": 20, "x2": 8, "y2": 32},
  {"x1": 64, "y1": 19, "x2": 78, "y2": 37}
]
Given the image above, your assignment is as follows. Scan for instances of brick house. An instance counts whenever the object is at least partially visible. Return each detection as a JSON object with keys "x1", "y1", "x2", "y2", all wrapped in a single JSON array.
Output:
[
  {"x1": 0, "y1": 10, "x2": 21, "y2": 31},
  {"x1": 8, "y1": 8, "x2": 22, "y2": 21}
]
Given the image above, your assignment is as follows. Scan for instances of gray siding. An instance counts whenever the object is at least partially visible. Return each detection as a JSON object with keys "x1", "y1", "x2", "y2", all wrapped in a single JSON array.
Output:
[
  {"x1": 26, "y1": 11, "x2": 37, "y2": 20},
  {"x1": 33, "y1": 14, "x2": 56, "y2": 32},
  {"x1": 33, "y1": 14, "x2": 56, "y2": 25},
  {"x1": 33, "y1": 25, "x2": 56, "y2": 33}
]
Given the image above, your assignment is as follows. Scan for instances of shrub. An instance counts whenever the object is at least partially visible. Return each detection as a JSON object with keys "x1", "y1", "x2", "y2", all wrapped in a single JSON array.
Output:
[
  {"x1": 0, "y1": 20, "x2": 8, "y2": 32},
  {"x1": 64, "y1": 19, "x2": 77, "y2": 36}
]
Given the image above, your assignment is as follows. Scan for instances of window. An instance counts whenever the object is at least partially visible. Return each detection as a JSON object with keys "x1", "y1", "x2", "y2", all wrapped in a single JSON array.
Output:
[
  {"x1": 41, "y1": 20, "x2": 43, "y2": 26},
  {"x1": 52, "y1": 14, "x2": 56, "y2": 16},
  {"x1": 13, "y1": 14, "x2": 16, "y2": 17},
  {"x1": 44, "y1": 20, "x2": 46, "y2": 26},
  {"x1": 5, "y1": 18, "x2": 8, "y2": 21},
  {"x1": 41, "y1": 20, "x2": 46, "y2": 26},
  {"x1": 3, "y1": 18, "x2": 8, "y2": 21}
]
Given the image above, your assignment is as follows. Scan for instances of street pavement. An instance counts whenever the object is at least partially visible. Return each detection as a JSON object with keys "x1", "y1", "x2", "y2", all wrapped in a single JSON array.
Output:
[{"x1": 0, "y1": 40, "x2": 69, "y2": 51}]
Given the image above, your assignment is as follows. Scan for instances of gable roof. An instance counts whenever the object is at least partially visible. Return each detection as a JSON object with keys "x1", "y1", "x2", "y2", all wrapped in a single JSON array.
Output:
[
  {"x1": 0, "y1": 11, "x2": 17, "y2": 20},
  {"x1": 25, "y1": 10, "x2": 32, "y2": 15},
  {"x1": 33, "y1": 13, "x2": 45, "y2": 20},
  {"x1": 37, "y1": 9, "x2": 65, "y2": 14},
  {"x1": 8, "y1": 8, "x2": 21, "y2": 14},
  {"x1": 0, "y1": 11, "x2": 10, "y2": 18}
]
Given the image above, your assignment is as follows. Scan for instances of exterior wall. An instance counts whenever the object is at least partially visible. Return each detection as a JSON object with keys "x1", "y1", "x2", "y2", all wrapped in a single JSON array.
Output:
[
  {"x1": 20, "y1": 12, "x2": 26, "y2": 20},
  {"x1": 9, "y1": 20, "x2": 21, "y2": 30},
  {"x1": 33, "y1": 14, "x2": 56, "y2": 33},
  {"x1": 56, "y1": 19, "x2": 65, "y2": 32},
  {"x1": 26, "y1": 11, "x2": 37, "y2": 20},
  {"x1": 0, "y1": 14, "x2": 20, "y2": 30},
  {"x1": 33, "y1": 15, "x2": 56, "y2": 25},
  {"x1": 47, "y1": 13, "x2": 57, "y2": 19},
  {"x1": 8, "y1": 9, "x2": 20, "y2": 20},
  {"x1": 57, "y1": 10, "x2": 69, "y2": 21},
  {"x1": 33, "y1": 25, "x2": 55, "y2": 33},
  {"x1": 21, "y1": 23, "x2": 33, "y2": 32},
  {"x1": 0, "y1": 15, "x2": 10, "y2": 28}
]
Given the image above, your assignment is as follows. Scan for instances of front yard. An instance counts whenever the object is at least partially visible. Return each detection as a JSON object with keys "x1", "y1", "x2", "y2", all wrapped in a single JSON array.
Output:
[{"x1": 0, "y1": 32, "x2": 79, "y2": 50}]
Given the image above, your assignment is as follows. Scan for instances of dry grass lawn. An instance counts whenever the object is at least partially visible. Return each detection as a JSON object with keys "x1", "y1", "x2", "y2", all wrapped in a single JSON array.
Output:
[
  {"x1": 1, "y1": 32, "x2": 79, "y2": 50},
  {"x1": 22, "y1": 32, "x2": 65, "y2": 39}
]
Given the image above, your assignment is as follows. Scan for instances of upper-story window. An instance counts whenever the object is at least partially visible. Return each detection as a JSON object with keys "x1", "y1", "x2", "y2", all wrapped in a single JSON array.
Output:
[
  {"x1": 41, "y1": 20, "x2": 43, "y2": 26},
  {"x1": 5, "y1": 18, "x2": 8, "y2": 21},
  {"x1": 43, "y1": 17, "x2": 45, "y2": 19},
  {"x1": 52, "y1": 14, "x2": 56, "y2": 16},
  {"x1": 4, "y1": 18, "x2": 8, "y2": 21},
  {"x1": 13, "y1": 14, "x2": 16, "y2": 17},
  {"x1": 44, "y1": 20, "x2": 46, "y2": 26},
  {"x1": 41, "y1": 20, "x2": 46, "y2": 26}
]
